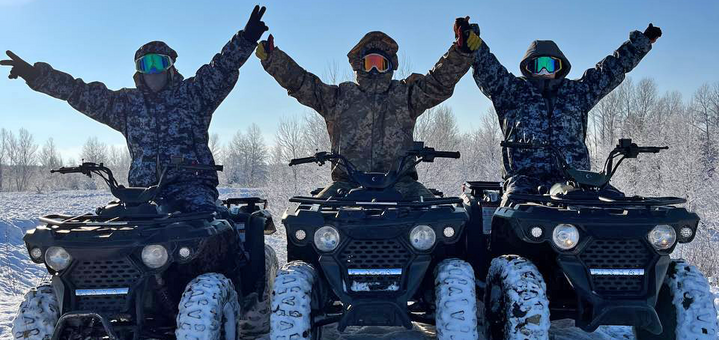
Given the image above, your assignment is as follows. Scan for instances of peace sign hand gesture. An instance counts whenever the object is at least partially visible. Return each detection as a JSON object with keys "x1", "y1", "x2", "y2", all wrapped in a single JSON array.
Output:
[
  {"x1": 242, "y1": 5, "x2": 269, "y2": 43},
  {"x1": 0, "y1": 50, "x2": 39, "y2": 82}
]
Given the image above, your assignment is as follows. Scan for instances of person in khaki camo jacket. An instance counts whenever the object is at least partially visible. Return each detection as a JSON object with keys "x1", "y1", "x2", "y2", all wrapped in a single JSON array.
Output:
[{"x1": 255, "y1": 18, "x2": 482, "y2": 200}]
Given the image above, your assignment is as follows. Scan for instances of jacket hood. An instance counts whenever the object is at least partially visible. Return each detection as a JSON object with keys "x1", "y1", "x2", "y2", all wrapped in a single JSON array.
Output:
[
  {"x1": 347, "y1": 31, "x2": 399, "y2": 72},
  {"x1": 133, "y1": 41, "x2": 184, "y2": 90},
  {"x1": 519, "y1": 40, "x2": 571, "y2": 79}
]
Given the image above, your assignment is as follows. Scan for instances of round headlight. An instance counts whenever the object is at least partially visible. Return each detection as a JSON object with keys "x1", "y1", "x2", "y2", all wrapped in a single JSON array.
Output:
[
  {"x1": 30, "y1": 247, "x2": 43, "y2": 260},
  {"x1": 443, "y1": 227, "x2": 455, "y2": 238},
  {"x1": 45, "y1": 246, "x2": 72, "y2": 271},
  {"x1": 314, "y1": 226, "x2": 340, "y2": 252},
  {"x1": 679, "y1": 226, "x2": 693, "y2": 239},
  {"x1": 552, "y1": 224, "x2": 580, "y2": 250},
  {"x1": 410, "y1": 225, "x2": 436, "y2": 251},
  {"x1": 142, "y1": 245, "x2": 169, "y2": 268},
  {"x1": 648, "y1": 225, "x2": 676, "y2": 250},
  {"x1": 530, "y1": 227, "x2": 544, "y2": 238},
  {"x1": 295, "y1": 229, "x2": 307, "y2": 241},
  {"x1": 178, "y1": 247, "x2": 192, "y2": 259}
]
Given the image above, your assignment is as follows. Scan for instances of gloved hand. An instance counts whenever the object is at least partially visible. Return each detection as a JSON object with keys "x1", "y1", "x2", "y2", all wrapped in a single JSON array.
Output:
[
  {"x1": 643, "y1": 23, "x2": 662, "y2": 43},
  {"x1": 0, "y1": 50, "x2": 39, "y2": 82},
  {"x1": 454, "y1": 17, "x2": 482, "y2": 53},
  {"x1": 242, "y1": 5, "x2": 269, "y2": 43},
  {"x1": 255, "y1": 34, "x2": 274, "y2": 61}
]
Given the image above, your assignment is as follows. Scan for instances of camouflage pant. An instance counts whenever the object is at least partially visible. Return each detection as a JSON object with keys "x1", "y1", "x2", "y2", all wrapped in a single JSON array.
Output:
[
  {"x1": 316, "y1": 177, "x2": 434, "y2": 200},
  {"x1": 159, "y1": 182, "x2": 221, "y2": 213}
]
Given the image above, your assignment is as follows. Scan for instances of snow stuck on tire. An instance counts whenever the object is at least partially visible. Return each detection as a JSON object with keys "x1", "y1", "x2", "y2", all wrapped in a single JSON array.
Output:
[
  {"x1": 484, "y1": 255, "x2": 550, "y2": 340},
  {"x1": 11, "y1": 283, "x2": 59, "y2": 340},
  {"x1": 434, "y1": 258, "x2": 478, "y2": 340},
  {"x1": 176, "y1": 273, "x2": 240, "y2": 340},
  {"x1": 270, "y1": 261, "x2": 316, "y2": 340},
  {"x1": 635, "y1": 259, "x2": 718, "y2": 340},
  {"x1": 239, "y1": 244, "x2": 279, "y2": 339}
]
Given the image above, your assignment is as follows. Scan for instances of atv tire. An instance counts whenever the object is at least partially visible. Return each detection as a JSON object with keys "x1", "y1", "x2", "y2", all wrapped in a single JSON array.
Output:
[
  {"x1": 11, "y1": 283, "x2": 59, "y2": 340},
  {"x1": 270, "y1": 261, "x2": 318, "y2": 340},
  {"x1": 635, "y1": 259, "x2": 718, "y2": 340},
  {"x1": 176, "y1": 273, "x2": 241, "y2": 340},
  {"x1": 484, "y1": 255, "x2": 550, "y2": 340},
  {"x1": 239, "y1": 244, "x2": 279, "y2": 338},
  {"x1": 435, "y1": 259, "x2": 479, "y2": 340}
]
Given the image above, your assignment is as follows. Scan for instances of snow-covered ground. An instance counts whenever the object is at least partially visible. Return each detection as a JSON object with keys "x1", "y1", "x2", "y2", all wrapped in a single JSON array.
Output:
[{"x1": 0, "y1": 190, "x2": 717, "y2": 340}]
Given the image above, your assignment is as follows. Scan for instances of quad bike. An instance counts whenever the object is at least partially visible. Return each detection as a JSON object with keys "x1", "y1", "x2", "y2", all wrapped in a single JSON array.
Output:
[
  {"x1": 461, "y1": 139, "x2": 718, "y2": 340},
  {"x1": 272, "y1": 142, "x2": 479, "y2": 340},
  {"x1": 12, "y1": 161, "x2": 279, "y2": 340}
]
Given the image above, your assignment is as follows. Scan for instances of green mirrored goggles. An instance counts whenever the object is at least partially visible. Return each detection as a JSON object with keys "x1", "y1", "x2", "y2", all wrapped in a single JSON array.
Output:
[
  {"x1": 527, "y1": 56, "x2": 562, "y2": 74},
  {"x1": 135, "y1": 54, "x2": 173, "y2": 74}
]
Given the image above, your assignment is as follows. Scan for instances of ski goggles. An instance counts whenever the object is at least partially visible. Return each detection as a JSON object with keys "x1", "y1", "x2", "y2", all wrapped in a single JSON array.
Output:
[
  {"x1": 362, "y1": 53, "x2": 392, "y2": 73},
  {"x1": 526, "y1": 56, "x2": 562, "y2": 74},
  {"x1": 135, "y1": 53, "x2": 173, "y2": 74}
]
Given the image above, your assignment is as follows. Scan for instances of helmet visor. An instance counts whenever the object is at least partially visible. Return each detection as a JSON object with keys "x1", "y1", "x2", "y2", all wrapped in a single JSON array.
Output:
[
  {"x1": 135, "y1": 54, "x2": 173, "y2": 74},
  {"x1": 362, "y1": 53, "x2": 391, "y2": 73},
  {"x1": 527, "y1": 56, "x2": 562, "y2": 75}
]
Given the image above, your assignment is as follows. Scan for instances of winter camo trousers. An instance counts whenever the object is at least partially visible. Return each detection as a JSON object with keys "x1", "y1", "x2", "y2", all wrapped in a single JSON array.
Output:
[
  {"x1": 316, "y1": 177, "x2": 435, "y2": 200},
  {"x1": 159, "y1": 183, "x2": 222, "y2": 213}
]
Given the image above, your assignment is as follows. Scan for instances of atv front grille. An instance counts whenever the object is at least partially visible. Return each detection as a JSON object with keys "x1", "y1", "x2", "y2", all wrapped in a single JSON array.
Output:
[
  {"x1": 70, "y1": 258, "x2": 142, "y2": 289},
  {"x1": 340, "y1": 239, "x2": 411, "y2": 293},
  {"x1": 69, "y1": 258, "x2": 142, "y2": 315},
  {"x1": 580, "y1": 239, "x2": 652, "y2": 294},
  {"x1": 340, "y1": 239, "x2": 411, "y2": 269}
]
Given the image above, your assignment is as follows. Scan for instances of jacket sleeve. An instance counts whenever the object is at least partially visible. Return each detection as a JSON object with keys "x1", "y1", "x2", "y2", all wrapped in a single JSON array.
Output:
[
  {"x1": 27, "y1": 63, "x2": 126, "y2": 133},
  {"x1": 470, "y1": 40, "x2": 519, "y2": 111},
  {"x1": 406, "y1": 44, "x2": 472, "y2": 118},
  {"x1": 577, "y1": 30, "x2": 653, "y2": 108},
  {"x1": 261, "y1": 48, "x2": 339, "y2": 118},
  {"x1": 187, "y1": 31, "x2": 257, "y2": 111}
]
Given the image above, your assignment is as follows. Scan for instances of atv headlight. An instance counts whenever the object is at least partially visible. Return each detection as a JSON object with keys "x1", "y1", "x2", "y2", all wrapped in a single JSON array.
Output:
[
  {"x1": 410, "y1": 225, "x2": 436, "y2": 251},
  {"x1": 552, "y1": 224, "x2": 580, "y2": 250},
  {"x1": 45, "y1": 246, "x2": 72, "y2": 271},
  {"x1": 314, "y1": 226, "x2": 340, "y2": 252},
  {"x1": 141, "y1": 245, "x2": 169, "y2": 268},
  {"x1": 648, "y1": 225, "x2": 676, "y2": 250}
]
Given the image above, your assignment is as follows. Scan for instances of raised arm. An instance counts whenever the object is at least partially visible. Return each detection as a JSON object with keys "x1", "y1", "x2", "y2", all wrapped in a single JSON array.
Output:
[
  {"x1": 470, "y1": 36, "x2": 520, "y2": 108},
  {"x1": 407, "y1": 17, "x2": 479, "y2": 118},
  {"x1": 1, "y1": 50, "x2": 126, "y2": 132},
  {"x1": 187, "y1": 5, "x2": 268, "y2": 111},
  {"x1": 577, "y1": 24, "x2": 660, "y2": 108},
  {"x1": 256, "y1": 35, "x2": 339, "y2": 117}
]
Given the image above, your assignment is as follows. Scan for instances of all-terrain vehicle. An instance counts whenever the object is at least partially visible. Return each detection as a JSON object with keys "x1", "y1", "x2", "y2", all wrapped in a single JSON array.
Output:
[
  {"x1": 12, "y1": 162, "x2": 279, "y2": 340},
  {"x1": 461, "y1": 139, "x2": 718, "y2": 340},
  {"x1": 272, "y1": 142, "x2": 478, "y2": 340}
]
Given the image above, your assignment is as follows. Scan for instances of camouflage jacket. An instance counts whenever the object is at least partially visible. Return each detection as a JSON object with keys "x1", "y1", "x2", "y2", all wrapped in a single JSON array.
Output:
[
  {"x1": 27, "y1": 32, "x2": 256, "y2": 190},
  {"x1": 471, "y1": 31, "x2": 652, "y2": 180},
  {"x1": 261, "y1": 44, "x2": 472, "y2": 181}
]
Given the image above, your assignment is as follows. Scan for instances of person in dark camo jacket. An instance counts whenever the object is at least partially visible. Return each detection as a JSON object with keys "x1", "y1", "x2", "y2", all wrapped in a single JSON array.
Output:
[
  {"x1": 255, "y1": 18, "x2": 482, "y2": 200},
  {"x1": 1, "y1": 6, "x2": 269, "y2": 213},
  {"x1": 469, "y1": 23, "x2": 662, "y2": 198}
]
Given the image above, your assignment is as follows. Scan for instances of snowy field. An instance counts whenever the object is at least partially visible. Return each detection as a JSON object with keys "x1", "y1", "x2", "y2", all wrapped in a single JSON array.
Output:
[{"x1": 1, "y1": 190, "x2": 717, "y2": 340}]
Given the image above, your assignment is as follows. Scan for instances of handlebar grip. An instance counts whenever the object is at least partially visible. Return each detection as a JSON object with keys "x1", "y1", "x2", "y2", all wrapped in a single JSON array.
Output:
[
  {"x1": 289, "y1": 156, "x2": 317, "y2": 166},
  {"x1": 433, "y1": 151, "x2": 461, "y2": 159},
  {"x1": 637, "y1": 146, "x2": 669, "y2": 153}
]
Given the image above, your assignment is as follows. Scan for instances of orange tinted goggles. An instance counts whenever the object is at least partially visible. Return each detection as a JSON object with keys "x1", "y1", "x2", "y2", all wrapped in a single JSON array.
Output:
[{"x1": 362, "y1": 53, "x2": 391, "y2": 73}]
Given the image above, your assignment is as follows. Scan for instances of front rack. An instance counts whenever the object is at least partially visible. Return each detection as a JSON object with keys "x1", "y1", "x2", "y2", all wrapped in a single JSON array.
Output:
[
  {"x1": 506, "y1": 193, "x2": 686, "y2": 207},
  {"x1": 289, "y1": 196, "x2": 462, "y2": 208}
]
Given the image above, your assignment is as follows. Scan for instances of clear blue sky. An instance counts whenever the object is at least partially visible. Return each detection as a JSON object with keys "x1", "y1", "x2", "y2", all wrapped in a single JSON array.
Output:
[{"x1": 1, "y1": 0, "x2": 717, "y2": 159}]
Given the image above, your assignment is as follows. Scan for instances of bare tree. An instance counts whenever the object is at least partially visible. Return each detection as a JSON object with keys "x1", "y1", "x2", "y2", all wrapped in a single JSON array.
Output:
[
  {"x1": 35, "y1": 138, "x2": 64, "y2": 192},
  {"x1": 209, "y1": 133, "x2": 223, "y2": 162},
  {"x1": 224, "y1": 124, "x2": 268, "y2": 187},
  {"x1": 107, "y1": 145, "x2": 132, "y2": 186},
  {"x1": 0, "y1": 128, "x2": 8, "y2": 192},
  {"x1": 8, "y1": 128, "x2": 38, "y2": 191},
  {"x1": 81, "y1": 137, "x2": 108, "y2": 164}
]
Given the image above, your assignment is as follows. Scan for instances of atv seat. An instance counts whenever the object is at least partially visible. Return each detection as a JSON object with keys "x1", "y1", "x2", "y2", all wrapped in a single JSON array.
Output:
[{"x1": 112, "y1": 186, "x2": 160, "y2": 205}]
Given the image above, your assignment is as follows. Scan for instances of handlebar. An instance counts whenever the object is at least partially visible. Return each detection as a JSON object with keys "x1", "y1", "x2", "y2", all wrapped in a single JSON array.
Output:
[
  {"x1": 289, "y1": 154, "x2": 327, "y2": 167},
  {"x1": 431, "y1": 151, "x2": 461, "y2": 159}
]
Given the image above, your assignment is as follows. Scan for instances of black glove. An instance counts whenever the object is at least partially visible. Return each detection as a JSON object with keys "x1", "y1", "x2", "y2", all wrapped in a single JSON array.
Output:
[
  {"x1": 0, "y1": 50, "x2": 39, "y2": 82},
  {"x1": 242, "y1": 5, "x2": 269, "y2": 43},
  {"x1": 643, "y1": 23, "x2": 662, "y2": 43}
]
